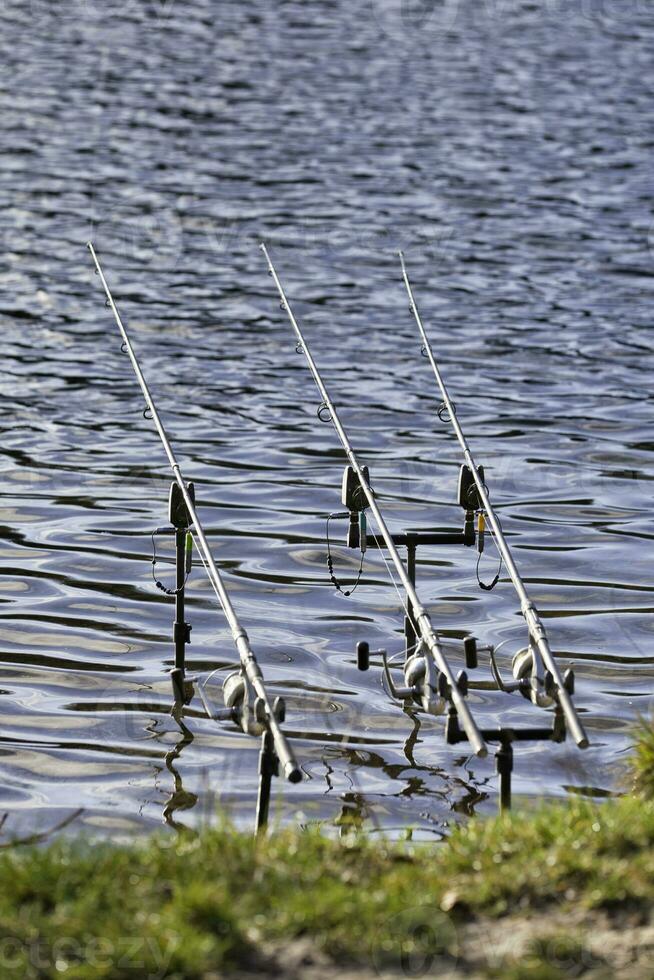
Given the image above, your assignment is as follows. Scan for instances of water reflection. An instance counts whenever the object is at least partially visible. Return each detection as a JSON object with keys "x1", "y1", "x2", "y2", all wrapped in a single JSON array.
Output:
[{"x1": 162, "y1": 723, "x2": 198, "y2": 834}]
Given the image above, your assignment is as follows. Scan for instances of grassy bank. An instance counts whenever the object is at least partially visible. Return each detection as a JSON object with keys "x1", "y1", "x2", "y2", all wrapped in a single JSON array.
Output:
[{"x1": 2, "y1": 728, "x2": 653, "y2": 979}]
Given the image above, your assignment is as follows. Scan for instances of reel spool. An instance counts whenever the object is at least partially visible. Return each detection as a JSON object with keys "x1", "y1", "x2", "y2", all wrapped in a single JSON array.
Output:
[
  {"x1": 385, "y1": 647, "x2": 447, "y2": 716},
  {"x1": 222, "y1": 671, "x2": 287, "y2": 737},
  {"x1": 512, "y1": 646, "x2": 555, "y2": 708},
  {"x1": 222, "y1": 671, "x2": 266, "y2": 736},
  {"x1": 404, "y1": 653, "x2": 441, "y2": 714}
]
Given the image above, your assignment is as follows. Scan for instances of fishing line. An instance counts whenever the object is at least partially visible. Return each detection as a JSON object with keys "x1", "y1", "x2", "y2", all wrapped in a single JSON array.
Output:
[
  {"x1": 368, "y1": 512, "x2": 414, "y2": 623},
  {"x1": 188, "y1": 530, "x2": 230, "y2": 620},
  {"x1": 476, "y1": 510, "x2": 504, "y2": 592}
]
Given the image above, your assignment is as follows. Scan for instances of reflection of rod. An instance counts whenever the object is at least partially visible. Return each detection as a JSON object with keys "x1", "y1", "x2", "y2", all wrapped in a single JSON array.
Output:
[
  {"x1": 261, "y1": 243, "x2": 487, "y2": 759},
  {"x1": 163, "y1": 724, "x2": 197, "y2": 831},
  {"x1": 88, "y1": 243, "x2": 301, "y2": 783},
  {"x1": 399, "y1": 252, "x2": 588, "y2": 749}
]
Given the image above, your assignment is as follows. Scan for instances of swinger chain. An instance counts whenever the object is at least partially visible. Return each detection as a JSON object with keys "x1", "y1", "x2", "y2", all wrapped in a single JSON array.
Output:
[
  {"x1": 325, "y1": 512, "x2": 365, "y2": 596},
  {"x1": 151, "y1": 529, "x2": 193, "y2": 596}
]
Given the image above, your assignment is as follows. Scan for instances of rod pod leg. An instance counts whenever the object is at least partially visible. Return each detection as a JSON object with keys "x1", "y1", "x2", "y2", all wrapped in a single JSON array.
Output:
[
  {"x1": 174, "y1": 527, "x2": 188, "y2": 671},
  {"x1": 496, "y1": 734, "x2": 513, "y2": 813},
  {"x1": 170, "y1": 526, "x2": 185, "y2": 715},
  {"x1": 171, "y1": 523, "x2": 193, "y2": 715},
  {"x1": 405, "y1": 538, "x2": 417, "y2": 660},
  {"x1": 171, "y1": 668, "x2": 186, "y2": 715},
  {"x1": 255, "y1": 729, "x2": 278, "y2": 835},
  {"x1": 168, "y1": 479, "x2": 195, "y2": 713}
]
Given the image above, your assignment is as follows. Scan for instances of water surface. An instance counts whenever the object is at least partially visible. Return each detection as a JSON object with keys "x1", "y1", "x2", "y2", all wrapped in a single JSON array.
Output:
[{"x1": 1, "y1": 0, "x2": 653, "y2": 838}]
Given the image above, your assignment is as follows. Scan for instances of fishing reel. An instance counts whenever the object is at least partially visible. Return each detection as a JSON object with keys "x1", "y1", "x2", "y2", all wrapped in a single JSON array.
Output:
[
  {"x1": 356, "y1": 640, "x2": 466, "y2": 716},
  {"x1": 198, "y1": 670, "x2": 286, "y2": 739},
  {"x1": 510, "y1": 646, "x2": 555, "y2": 708},
  {"x1": 465, "y1": 635, "x2": 574, "y2": 710},
  {"x1": 511, "y1": 646, "x2": 574, "y2": 709}
]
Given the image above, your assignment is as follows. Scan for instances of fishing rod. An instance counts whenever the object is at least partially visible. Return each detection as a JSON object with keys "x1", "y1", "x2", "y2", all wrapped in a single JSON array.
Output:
[
  {"x1": 399, "y1": 251, "x2": 588, "y2": 751},
  {"x1": 261, "y1": 243, "x2": 488, "y2": 759},
  {"x1": 87, "y1": 243, "x2": 302, "y2": 828}
]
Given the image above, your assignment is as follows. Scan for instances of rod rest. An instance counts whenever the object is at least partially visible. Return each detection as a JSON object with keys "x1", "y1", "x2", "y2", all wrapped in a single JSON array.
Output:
[
  {"x1": 445, "y1": 705, "x2": 567, "y2": 747},
  {"x1": 445, "y1": 705, "x2": 565, "y2": 813}
]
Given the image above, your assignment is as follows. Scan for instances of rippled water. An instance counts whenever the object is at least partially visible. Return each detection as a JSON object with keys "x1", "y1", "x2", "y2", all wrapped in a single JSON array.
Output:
[{"x1": 1, "y1": 0, "x2": 653, "y2": 839}]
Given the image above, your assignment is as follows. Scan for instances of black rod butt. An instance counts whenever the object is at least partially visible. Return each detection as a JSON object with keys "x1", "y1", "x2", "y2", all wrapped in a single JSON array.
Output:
[
  {"x1": 284, "y1": 763, "x2": 303, "y2": 784},
  {"x1": 464, "y1": 636, "x2": 478, "y2": 670}
]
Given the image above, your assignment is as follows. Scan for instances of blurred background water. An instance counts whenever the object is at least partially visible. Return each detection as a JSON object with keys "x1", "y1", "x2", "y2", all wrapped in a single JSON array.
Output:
[{"x1": 0, "y1": 0, "x2": 653, "y2": 839}]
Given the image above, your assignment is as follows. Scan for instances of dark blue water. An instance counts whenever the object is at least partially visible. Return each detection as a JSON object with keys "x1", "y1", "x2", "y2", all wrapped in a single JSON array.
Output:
[{"x1": 1, "y1": 0, "x2": 653, "y2": 838}]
